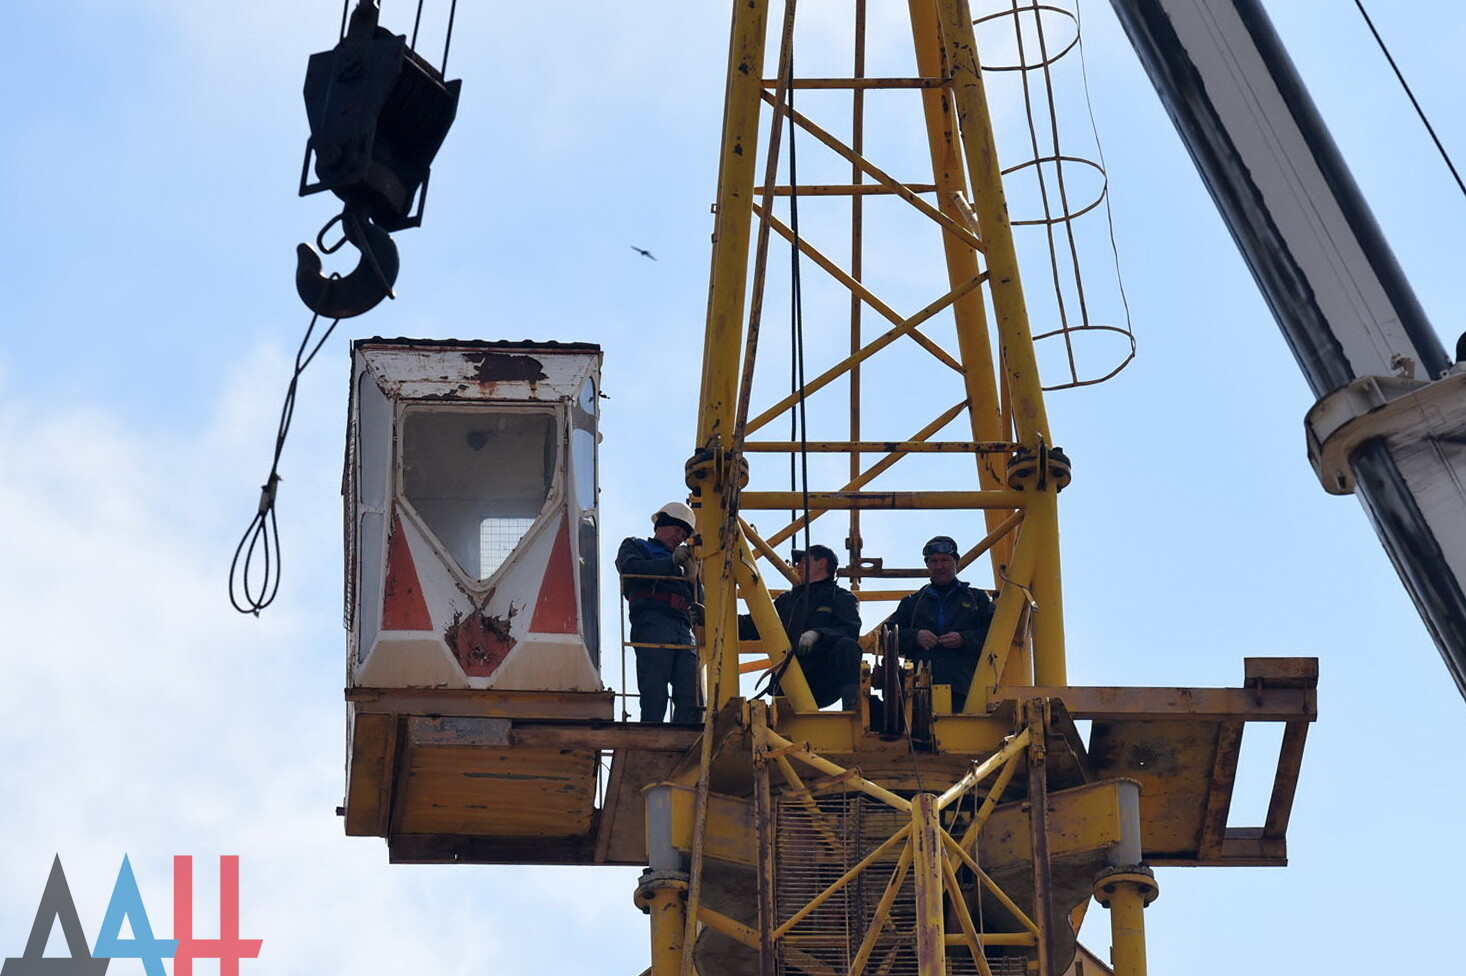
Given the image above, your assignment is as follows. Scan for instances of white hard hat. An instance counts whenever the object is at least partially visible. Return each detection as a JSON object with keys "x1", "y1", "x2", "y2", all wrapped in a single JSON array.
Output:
[{"x1": 652, "y1": 501, "x2": 696, "y2": 533}]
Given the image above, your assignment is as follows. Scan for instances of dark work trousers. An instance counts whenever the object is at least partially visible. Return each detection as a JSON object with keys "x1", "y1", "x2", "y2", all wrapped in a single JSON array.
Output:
[
  {"x1": 799, "y1": 635, "x2": 863, "y2": 710},
  {"x1": 631, "y1": 609, "x2": 698, "y2": 723}
]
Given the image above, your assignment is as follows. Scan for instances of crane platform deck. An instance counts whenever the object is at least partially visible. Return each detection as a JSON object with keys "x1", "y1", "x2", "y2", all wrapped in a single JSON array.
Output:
[{"x1": 341, "y1": 658, "x2": 1315, "y2": 868}]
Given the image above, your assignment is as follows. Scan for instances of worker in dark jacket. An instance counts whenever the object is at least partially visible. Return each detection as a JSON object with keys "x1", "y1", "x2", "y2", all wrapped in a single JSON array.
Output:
[
  {"x1": 884, "y1": 535, "x2": 993, "y2": 712},
  {"x1": 743, "y1": 544, "x2": 862, "y2": 710},
  {"x1": 617, "y1": 501, "x2": 699, "y2": 723}
]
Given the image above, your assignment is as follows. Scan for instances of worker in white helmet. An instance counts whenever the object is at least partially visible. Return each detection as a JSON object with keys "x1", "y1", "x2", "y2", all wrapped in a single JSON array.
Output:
[{"x1": 616, "y1": 501, "x2": 699, "y2": 723}]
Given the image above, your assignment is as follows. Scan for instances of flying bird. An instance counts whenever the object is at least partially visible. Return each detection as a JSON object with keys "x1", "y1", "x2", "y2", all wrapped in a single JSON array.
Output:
[{"x1": 630, "y1": 245, "x2": 657, "y2": 261}]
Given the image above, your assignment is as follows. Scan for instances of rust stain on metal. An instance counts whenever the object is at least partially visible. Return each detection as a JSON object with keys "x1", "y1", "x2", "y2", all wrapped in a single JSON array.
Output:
[
  {"x1": 444, "y1": 605, "x2": 519, "y2": 676},
  {"x1": 466, "y1": 351, "x2": 547, "y2": 384},
  {"x1": 1124, "y1": 739, "x2": 1181, "y2": 777}
]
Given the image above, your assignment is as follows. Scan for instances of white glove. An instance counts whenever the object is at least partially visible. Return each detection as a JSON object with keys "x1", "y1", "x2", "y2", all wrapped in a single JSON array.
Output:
[
  {"x1": 797, "y1": 629, "x2": 819, "y2": 654},
  {"x1": 672, "y1": 544, "x2": 695, "y2": 570}
]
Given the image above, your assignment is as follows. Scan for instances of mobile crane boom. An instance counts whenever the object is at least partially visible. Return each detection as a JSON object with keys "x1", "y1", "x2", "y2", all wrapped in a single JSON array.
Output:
[{"x1": 1110, "y1": 0, "x2": 1466, "y2": 695}]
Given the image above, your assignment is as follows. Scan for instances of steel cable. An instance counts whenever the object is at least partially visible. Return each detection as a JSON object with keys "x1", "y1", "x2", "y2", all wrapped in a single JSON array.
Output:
[
  {"x1": 1354, "y1": 0, "x2": 1466, "y2": 201},
  {"x1": 787, "y1": 46, "x2": 814, "y2": 569},
  {"x1": 229, "y1": 308, "x2": 341, "y2": 614}
]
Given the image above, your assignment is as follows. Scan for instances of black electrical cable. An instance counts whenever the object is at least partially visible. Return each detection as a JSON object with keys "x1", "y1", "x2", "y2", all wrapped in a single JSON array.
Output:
[
  {"x1": 229, "y1": 309, "x2": 341, "y2": 614},
  {"x1": 784, "y1": 45, "x2": 819, "y2": 661},
  {"x1": 1354, "y1": 0, "x2": 1466, "y2": 201},
  {"x1": 787, "y1": 49, "x2": 813, "y2": 566}
]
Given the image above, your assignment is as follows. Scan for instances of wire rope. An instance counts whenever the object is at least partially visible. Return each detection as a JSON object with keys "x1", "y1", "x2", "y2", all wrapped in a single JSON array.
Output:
[
  {"x1": 238, "y1": 0, "x2": 462, "y2": 616},
  {"x1": 1354, "y1": 0, "x2": 1466, "y2": 201},
  {"x1": 785, "y1": 47, "x2": 814, "y2": 566},
  {"x1": 228, "y1": 308, "x2": 341, "y2": 614},
  {"x1": 441, "y1": 0, "x2": 460, "y2": 73},
  {"x1": 784, "y1": 39, "x2": 821, "y2": 663}
]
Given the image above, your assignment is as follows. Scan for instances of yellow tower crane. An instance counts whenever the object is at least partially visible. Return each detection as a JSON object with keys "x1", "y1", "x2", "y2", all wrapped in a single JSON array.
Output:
[{"x1": 338, "y1": 3, "x2": 1316, "y2": 975}]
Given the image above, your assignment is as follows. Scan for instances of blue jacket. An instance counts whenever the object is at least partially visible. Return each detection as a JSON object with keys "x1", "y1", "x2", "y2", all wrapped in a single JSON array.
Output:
[{"x1": 616, "y1": 536, "x2": 694, "y2": 621}]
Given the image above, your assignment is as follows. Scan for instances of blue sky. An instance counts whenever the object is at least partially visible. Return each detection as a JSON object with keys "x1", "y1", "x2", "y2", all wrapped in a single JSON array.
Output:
[{"x1": 2, "y1": 1, "x2": 1464, "y2": 973}]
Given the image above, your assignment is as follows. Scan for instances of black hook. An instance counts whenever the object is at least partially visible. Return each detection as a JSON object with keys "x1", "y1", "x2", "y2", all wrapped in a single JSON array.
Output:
[{"x1": 295, "y1": 207, "x2": 400, "y2": 319}]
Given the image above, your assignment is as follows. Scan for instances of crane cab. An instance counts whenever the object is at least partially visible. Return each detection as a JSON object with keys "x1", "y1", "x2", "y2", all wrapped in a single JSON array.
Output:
[{"x1": 341, "y1": 338, "x2": 618, "y2": 861}]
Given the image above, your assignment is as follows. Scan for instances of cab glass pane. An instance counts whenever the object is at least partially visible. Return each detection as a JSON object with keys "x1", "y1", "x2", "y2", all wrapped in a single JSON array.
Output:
[{"x1": 401, "y1": 409, "x2": 557, "y2": 580}]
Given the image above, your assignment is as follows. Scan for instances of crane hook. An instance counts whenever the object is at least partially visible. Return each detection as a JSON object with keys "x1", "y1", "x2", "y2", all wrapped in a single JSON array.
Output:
[{"x1": 295, "y1": 207, "x2": 400, "y2": 319}]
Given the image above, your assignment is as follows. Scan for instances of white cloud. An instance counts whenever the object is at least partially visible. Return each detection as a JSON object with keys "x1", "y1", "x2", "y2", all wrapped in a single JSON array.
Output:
[{"x1": 0, "y1": 345, "x2": 651, "y2": 975}]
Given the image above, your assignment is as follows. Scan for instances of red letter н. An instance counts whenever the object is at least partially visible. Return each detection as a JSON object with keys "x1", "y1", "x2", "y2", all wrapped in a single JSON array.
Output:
[{"x1": 172, "y1": 856, "x2": 263, "y2": 976}]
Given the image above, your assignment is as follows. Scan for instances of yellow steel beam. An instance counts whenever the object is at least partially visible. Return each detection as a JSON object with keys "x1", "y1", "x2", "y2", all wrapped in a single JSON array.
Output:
[
  {"x1": 753, "y1": 704, "x2": 777, "y2": 976},
  {"x1": 1095, "y1": 871, "x2": 1159, "y2": 976},
  {"x1": 741, "y1": 489, "x2": 1032, "y2": 510},
  {"x1": 632, "y1": 874, "x2": 688, "y2": 976},
  {"x1": 1027, "y1": 490, "x2": 1067, "y2": 685},
  {"x1": 760, "y1": 401, "x2": 969, "y2": 549},
  {"x1": 848, "y1": 843, "x2": 914, "y2": 976},
  {"x1": 696, "y1": 904, "x2": 760, "y2": 948},
  {"x1": 756, "y1": 92, "x2": 986, "y2": 252},
  {"x1": 910, "y1": 794, "x2": 947, "y2": 976},
  {"x1": 946, "y1": 934, "x2": 1036, "y2": 948},
  {"x1": 695, "y1": 905, "x2": 847, "y2": 976},
  {"x1": 696, "y1": 0, "x2": 767, "y2": 436},
  {"x1": 761, "y1": 76, "x2": 944, "y2": 90},
  {"x1": 970, "y1": 519, "x2": 1043, "y2": 710},
  {"x1": 755, "y1": 725, "x2": 913, "y2": 813},
  {"x1": 749, "y1": 204, "x2": 973, "y2": 376},
  {"x1": 930, "y1": 0, "x2": 1051, "y2": 446},
  {"x1": 730, "y1": 533, "x2": 817, "y2": 710},
  {"x1": 694, "y1": 0, "x2": 771, "y2": 723},
  {"x1": 757, "y1": 182, "x2": 940, "y2": 195},
  {"x1": 771, "y1": 824, "x2": 913, "y2": 940},
  {"x1": 942, "y1": 832, "x2": 1041, "y2": 937},
  {"x1": 907, "y1": 0, "x2": 1012, "y2": 562},
  {"x1": 957, "y1": 740, "x2": 1027, "y2": 852},
  {"x1": 743, "y1": 271, "x2": 982, "y2": 433},
  {"x1": 941, "y1": 851, "x2": 996, "y2": 976},
  {"x1": 743, "y1": 440, "x2": 1016, "y2": 453},
  {"x1": 934, "y1": 0, "x2": 1068, "y2": 667},
  {"x1": 766, "y1": 751, "x2": 848, "y2": 859},
  {"x1": 935, "y1": 729, "x2": 1030, "y2": 811}
]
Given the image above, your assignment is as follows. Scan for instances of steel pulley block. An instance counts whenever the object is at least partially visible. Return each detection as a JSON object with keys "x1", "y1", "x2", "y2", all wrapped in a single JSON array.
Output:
[{"x1": 299, "y1": 0, "x2": 462, "y2": 232}]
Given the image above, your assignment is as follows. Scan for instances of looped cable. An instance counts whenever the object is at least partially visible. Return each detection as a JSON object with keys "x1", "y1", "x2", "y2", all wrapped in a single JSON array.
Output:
[{"x1": 229, "y1": 308, "x2": 341, "y2": 614}]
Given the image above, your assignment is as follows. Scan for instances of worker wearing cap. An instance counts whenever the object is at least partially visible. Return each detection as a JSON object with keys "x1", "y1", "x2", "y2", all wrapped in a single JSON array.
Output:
[
  {"x1": 617, "y1": 502, "x2": 699, "y2": 723},
  {"x1": 885, "y1": 535, "x2": 994, "y2": 712},
  {"x1": 743, "y1": 544, "x2": 862, "y2": 710}
]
